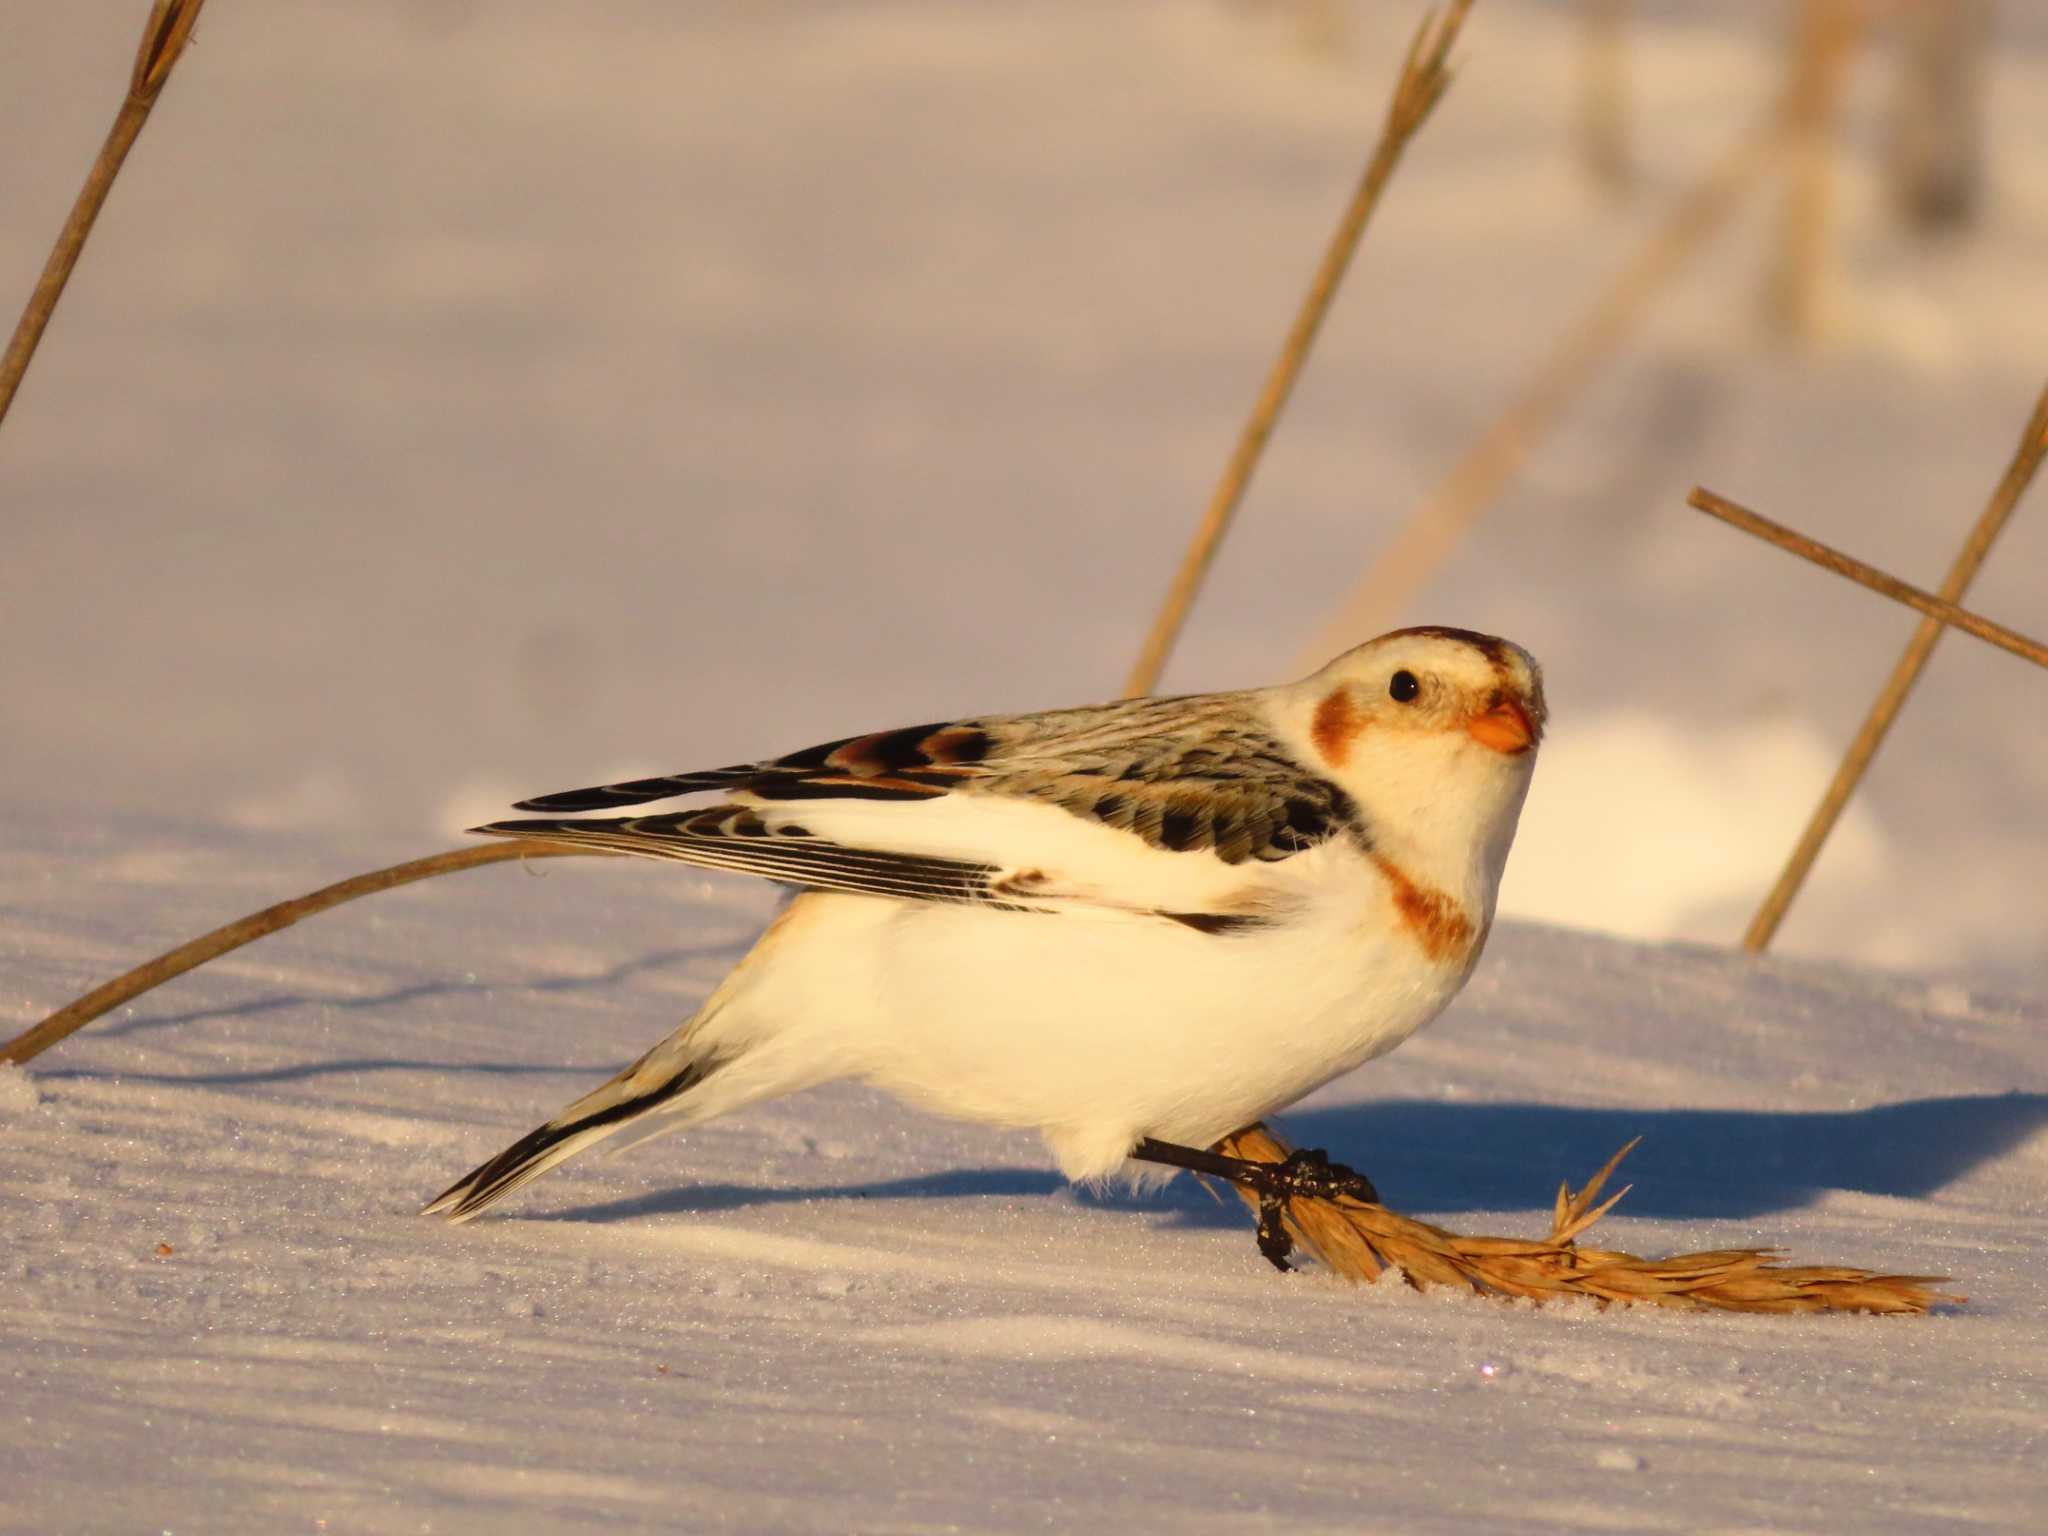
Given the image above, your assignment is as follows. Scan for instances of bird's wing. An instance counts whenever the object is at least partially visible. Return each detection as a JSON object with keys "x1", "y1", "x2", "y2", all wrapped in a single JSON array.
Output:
[
  {"x1": 501, "y1": 691, "x2": 1357, "y2": 867},
  {"x1": 476, "y1": 693, "x2": 1361, "y2": 926}
]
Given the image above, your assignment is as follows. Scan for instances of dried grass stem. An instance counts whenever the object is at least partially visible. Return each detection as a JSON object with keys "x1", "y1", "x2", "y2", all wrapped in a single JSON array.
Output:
[
  {"x1": 1122, "y1": 0, "x2": 1473, "y2": 698},
  {"x1": 1707, "y1": 379, "x2": 2048, "y2": 951},
  {"x1": 1219, "y1": 1124, "x2": 1953, "y2": 1314},
  {"x1": 0, "y1": 0, "x2": 211, "y2": 433},
  {"x1": 0, "y1": 843, "x2": 598, "y2": 1068},
  {"x1": 1294, "y1": 95, "x2": 1790, "y2": 667},
  {"x1": 1765, "y1": 0, "x2": 1860, "y2": 339},
  {"x1": 1688, "y1": 485, "x2": 2048, "y2": 674}
]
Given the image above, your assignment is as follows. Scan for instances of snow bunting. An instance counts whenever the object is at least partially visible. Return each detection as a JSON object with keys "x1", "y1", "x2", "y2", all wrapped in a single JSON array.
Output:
[{"x1": 425, "y1": 626, "x2": 1545, "y2": 1266}]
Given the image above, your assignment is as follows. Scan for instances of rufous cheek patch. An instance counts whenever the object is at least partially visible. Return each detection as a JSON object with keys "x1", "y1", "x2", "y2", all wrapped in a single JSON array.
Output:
[{"x1": 1311, "y1": 687, "x2": 1362, "y2": 768}]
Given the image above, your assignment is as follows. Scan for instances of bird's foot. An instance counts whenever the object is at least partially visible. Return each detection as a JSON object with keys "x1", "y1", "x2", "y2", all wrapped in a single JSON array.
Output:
[
  {"x1": 1263, "y1": 1146, "x2": 1380, "y2": 1207},
  {"x1": 1247, "y1": 1148, "x2": 1376, "y2": 1274},
  {"x1": 1123, "y1": 1136, "x2": 1379, "y2": 1275}
]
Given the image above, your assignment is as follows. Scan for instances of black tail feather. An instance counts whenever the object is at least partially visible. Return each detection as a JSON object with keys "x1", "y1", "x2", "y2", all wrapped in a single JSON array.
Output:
[
  {"x1": 514, "y1": 770, "x2": 749, "y2": 813},
  {"x1": 426, "y1": 1056, "x2": 720, "y2": 1221}
]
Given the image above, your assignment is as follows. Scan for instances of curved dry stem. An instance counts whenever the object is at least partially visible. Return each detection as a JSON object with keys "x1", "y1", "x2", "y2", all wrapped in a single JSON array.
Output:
[
  {"x1": 1122, "y1": 0, "x2": 1475, "y2": 698},
  {"x1": 1, "y1": 842, "x2": 601, "y2": 1068}
]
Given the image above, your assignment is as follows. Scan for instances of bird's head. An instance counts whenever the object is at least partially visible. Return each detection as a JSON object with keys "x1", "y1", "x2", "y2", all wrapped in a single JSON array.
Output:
[{"x1": 1280, "y1": 626, "x2": 1546, "y2": 877}]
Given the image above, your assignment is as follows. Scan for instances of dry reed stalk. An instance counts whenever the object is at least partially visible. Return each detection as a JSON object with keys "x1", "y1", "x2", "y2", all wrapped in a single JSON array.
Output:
[
  {"x1": 1709, "y1": 379, "x2": 2048, "y2": 952},
  {"x1": 1121, "y1": 0, "x2": 1475, "y2": 699},
  {"x1": 1292, "y1": 98, "x2": 1790, "y2": 670},
  {"x1": 1765, "y1": 0, "x2": 1859, "y2": 342},
  {"x1": 1217, "y1": 1124, "x2": 1954, "y2": 1313},
  {"x1": 0, "y1": 0, "x2": 210, "y2": 433},
  {"x1": 0, "y1": 843, "x2": 599, "y2": 1069},
  {"x1": 1689, "y1": 486, "x2": 2048, "y2": 672},
  {"x1": 1578, "y1": 0, "x2": 1633, "y2": 192},
  {"x1": 1886, "y1": 0, "x2": 1989, "y2": 230}
]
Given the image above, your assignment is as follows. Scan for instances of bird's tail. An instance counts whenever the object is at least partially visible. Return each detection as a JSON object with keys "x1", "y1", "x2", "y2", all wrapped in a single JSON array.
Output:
[{"x1": 422, "y1": 1035, "x2": 725, "y2": 1224}]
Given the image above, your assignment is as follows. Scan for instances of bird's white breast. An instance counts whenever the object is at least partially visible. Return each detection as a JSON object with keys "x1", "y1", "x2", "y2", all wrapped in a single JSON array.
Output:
[{"x1": 743, "y1": 840, "x2": 1484, "y2": 1182}]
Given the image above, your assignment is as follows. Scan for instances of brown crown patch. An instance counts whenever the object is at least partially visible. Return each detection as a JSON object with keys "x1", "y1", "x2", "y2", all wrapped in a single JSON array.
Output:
[{"x1": 1381, "y1": 625, "x2": 1512, "y2": 668}]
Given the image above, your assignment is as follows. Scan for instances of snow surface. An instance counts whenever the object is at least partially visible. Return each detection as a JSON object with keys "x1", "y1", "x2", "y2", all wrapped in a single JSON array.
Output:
[
  {"x1": 3, "y1": 1, "x2": 2047, "y2": 1531},
  {"x1": 3, "y1": 819, "x2": 2045, "y2": 1532}
]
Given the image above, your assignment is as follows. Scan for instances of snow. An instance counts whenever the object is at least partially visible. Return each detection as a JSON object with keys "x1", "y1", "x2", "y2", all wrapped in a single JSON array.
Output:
[
  {"x1": 3, "y1": 820, "x2": 2044, "y2": 1531},
  {"x1": 3, "y1": 1, "x2": 2046, "y2": 1530},
  {"x1": 0, "y1": 1066, "x2": 41, "y2": 1117}
]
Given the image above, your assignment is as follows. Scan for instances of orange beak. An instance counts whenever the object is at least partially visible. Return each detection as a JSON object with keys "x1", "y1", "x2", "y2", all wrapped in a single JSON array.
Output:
[{"x1": 1467, "y1": 695, "x2": 1537, "y2": 755}]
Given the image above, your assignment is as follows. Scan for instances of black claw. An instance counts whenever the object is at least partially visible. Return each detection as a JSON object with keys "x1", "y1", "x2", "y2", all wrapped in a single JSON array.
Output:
[{"x1": 1255, "y1": 1190, "x2": 1295, "y2": 1272}]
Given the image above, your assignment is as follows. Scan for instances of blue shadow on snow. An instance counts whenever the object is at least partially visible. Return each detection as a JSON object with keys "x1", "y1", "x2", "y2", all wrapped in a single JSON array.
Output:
[{"x1": 543, "y1": 1090, "x2": 2046, "y2": 1226}]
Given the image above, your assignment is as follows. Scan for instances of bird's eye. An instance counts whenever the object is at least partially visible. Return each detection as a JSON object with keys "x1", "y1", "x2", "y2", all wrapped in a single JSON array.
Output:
[{"x1": 1389, "y1": 670, "x2": 1420, "y2": 703}]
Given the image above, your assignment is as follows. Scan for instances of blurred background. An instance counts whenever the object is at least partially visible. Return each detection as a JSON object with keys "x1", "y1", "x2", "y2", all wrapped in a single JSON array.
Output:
[{"x1": 2, "y1": 1, "x2": 2043, "y2": 981}]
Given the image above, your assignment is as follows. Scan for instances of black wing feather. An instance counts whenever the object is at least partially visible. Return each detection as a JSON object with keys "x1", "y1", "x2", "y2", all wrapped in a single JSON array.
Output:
[
  {"x1": 474, "y1": 807, "x2": 1023, "y2": 909},
  {"x1": 512, "y1": 721, "x2": 981, "y2": 812}
]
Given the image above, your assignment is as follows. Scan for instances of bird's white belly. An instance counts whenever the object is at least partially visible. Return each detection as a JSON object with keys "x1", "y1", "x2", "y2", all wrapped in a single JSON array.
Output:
[{"x1": 789, "y1": 894, "x2": 1469, "y2": 1180}]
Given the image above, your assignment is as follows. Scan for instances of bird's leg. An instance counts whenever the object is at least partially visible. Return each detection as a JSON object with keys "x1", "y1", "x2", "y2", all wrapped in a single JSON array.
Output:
[{"x1": 1128, "y1": 1137, "x2": 1380, "y2": 1273}]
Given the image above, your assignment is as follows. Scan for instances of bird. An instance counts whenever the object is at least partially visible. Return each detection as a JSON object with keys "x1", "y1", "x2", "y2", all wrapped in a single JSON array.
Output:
[{"x1": 424, "y1": 626, "x2": 1546, "y2": 1267}]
